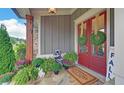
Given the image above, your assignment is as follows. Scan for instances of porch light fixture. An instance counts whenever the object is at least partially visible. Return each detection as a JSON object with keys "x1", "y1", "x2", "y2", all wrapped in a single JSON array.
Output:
[{"x1": 48, "y1": 8, "x2": 56, "y2": 14}]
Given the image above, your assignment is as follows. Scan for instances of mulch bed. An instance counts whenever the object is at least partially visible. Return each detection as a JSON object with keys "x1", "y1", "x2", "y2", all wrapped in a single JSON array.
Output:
[{"x1": 67, "y1": 66, "x2": 98, "y2": 85}]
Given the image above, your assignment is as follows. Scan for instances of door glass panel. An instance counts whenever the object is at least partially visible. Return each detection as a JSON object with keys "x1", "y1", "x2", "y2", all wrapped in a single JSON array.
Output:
[
  {"x1": 80, "y1": 45, "x2": 88, "y2": 53},
  {"x1": 78, "y1": 23, "x2": 88, "y2": 53},
  {"x1": 91, "y1": 14, "x2": 105, "y2": 57},
  {"x1": 92, "y1": 30, "x2": 105, "y2": 57}
]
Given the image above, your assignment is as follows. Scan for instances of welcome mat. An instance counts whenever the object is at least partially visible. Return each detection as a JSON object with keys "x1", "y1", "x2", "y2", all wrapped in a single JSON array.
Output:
[{"x1": 67, "y1": 66, "x2": 98, "y2": 85}]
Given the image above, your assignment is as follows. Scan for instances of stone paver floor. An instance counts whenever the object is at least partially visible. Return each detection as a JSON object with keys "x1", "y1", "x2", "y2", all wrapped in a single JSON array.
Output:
[{"x1": 36, "y1": 69, "x2": 104, "y2": 85}]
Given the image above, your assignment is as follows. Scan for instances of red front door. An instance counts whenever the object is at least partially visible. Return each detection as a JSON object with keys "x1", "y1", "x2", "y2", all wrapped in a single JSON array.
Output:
[{"x1": 78, "y1": 11, "x2": 107, "y2": 76}]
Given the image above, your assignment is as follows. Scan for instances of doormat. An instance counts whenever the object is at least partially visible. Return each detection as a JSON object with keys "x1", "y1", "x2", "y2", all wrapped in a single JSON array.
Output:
[{"x1": 67, "y1": 66, "x2": 98, "y2": 85}]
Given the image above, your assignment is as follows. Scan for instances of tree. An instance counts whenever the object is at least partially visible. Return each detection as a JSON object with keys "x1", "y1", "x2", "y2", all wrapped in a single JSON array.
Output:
[
  {"x1": 15, "y1": 43, "x2": 26, "y2": 61},
  {"x1": 0, "y1": 24, "x2": 16, "y2": 75}
]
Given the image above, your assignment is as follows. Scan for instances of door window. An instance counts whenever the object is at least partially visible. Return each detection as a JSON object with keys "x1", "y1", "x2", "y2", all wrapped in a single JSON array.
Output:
[
  {"x1": 78, "y1": 23, "x2": 88, "y2": 53},
  {"x1": 91, "y1": 13, "x2": 106, "y2": 57}
]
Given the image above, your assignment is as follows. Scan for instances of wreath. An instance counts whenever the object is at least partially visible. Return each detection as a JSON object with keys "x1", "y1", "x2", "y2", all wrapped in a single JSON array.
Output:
[
  {"x1": 90, "y1": 31, "x2": 106, "y2": 46},
  {"x1": 78, "y1": 35, "x2": 87, "y2": 46}
]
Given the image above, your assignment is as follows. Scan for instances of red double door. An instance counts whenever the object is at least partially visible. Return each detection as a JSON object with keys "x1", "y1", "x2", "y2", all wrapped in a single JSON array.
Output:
[{"x1": 78, "y1": 11, "x2": 107, "y2": 76}]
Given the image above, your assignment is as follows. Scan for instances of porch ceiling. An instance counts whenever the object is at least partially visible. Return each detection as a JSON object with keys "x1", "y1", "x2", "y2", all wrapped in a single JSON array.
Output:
[
  {"x1": 30, "y1": 8, "x2": 77, "y2": 16},
  {"x1": 13, "y1": 8, "x2": 77, "y2": 18},
  {"x1": 12, "y1": 8, "x2": 31, "y2": 19}
]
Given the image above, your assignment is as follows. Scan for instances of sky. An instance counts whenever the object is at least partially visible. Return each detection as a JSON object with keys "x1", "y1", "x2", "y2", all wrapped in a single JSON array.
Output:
[{"x1": 0, "y1": 8, "x2": 26, "y2": 39}]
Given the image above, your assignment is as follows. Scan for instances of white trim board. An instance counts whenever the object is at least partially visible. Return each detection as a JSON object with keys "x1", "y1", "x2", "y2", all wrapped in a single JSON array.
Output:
[{"x1": 36, "y1": 53, "x2": 66, "y2": 58}]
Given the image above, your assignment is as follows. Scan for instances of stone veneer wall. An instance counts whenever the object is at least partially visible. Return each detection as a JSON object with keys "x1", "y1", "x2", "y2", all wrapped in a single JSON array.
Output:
[{"x1": 33, "y1": 26, "x2": 38, "y2": 58}]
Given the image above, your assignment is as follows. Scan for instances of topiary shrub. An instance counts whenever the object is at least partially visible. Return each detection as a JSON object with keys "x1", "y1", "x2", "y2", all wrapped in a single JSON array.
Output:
[{"x1": 0, "y1": 25, "x2": 16, "y2": 75}]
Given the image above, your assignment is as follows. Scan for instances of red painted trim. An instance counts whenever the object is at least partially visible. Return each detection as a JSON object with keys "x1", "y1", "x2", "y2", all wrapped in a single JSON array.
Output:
[{"x1": 25, "y1": 15, "x2": 33, "y2": 64}]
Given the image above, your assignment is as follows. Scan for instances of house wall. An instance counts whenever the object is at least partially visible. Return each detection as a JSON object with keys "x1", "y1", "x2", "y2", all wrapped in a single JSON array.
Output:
[
  {"x1": 33, "y1": 8, "x2": 97, "y2": 57},
  {"x1": 34, "y1": 8, "x2": 90, "y2": 57},
  {"x1": 114, "y1": 8, "x2": 124, "y2": 84},
  {"x1": 40, "y1": 15, "x2": 71, "y2": 55}
]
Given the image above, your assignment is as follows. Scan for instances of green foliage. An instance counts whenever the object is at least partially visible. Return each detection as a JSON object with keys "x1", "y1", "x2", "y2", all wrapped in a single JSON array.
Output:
[
  {"x1": 10, "y1": 37, "x2": 17, "y2": 45},
  {"x1": 90, "y1": 31, "x2": 106, "y2": 46},
  {"x1": 78, "y1": 35, "x2": 87, "y2": 46},
  {"x1": 12, "y1": 68, "x2": 29, "y2": 85},
  {"x1": 32, "y1": 58, "x2": 44, "y2": 67},
  {"x1": 52, "y1": 63, "x2": 62, "y2": 72},
  {"x1": 14, "y1": 43, "x2": 26, "y2": 60},
  {"x1": 10, "y1": 37, "x2": 26, "y2": 45},
  {"x1": 0, "y1": 26, "x2": 16, "y2": 75},
  {"x1": 10, "y1": 36, "x2": 26, "y2": 61},
  {"x1": 11, "y1": 65, "x2": 38, "y2": 85},
  {"x1": 26, "y1": 65, "x2": 38, "y2": 80},
  {"x1": 40, "y1": 58, "x2": 55, "y2": 73},
  {"x1": 63, "y1": 52, "x2": 77, "y2": 63},
  {"x1": 0, "y1": 74, "x2": 14, "y2": 84}
]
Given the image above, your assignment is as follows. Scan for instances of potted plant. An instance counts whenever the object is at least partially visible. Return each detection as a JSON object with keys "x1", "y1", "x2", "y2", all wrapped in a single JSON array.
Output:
[
  {"x1": 52, "y1": 63, "x2": 62, "y2": 75},
  {"x1": 40, "y1": 58, "x2": 55, "y2": 77},
  {"x1": 62, "y1": 61, "x2": 73, "y2": 70},
  {"x1": 63, "y1": 52, "x2": 77, "y2": 69},
  {"x1": 32, "y1": 58, "x2": 44, "y2": 68}
]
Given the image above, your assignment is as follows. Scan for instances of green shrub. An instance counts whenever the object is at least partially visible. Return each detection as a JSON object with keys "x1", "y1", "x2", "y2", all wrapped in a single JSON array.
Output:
[
  {"x1": 0, "y1": 25, "x2": 16, "y2": 75},
  {"x1": 0, "y1": 74, "x2": 14, "y2": 84},
  {"x1": 11, "y1": 65, "x2": 38, "y2": 85},
  {"x1": 12, "y1": 68, "x2": 29, "y2": 85},
  {"x1": 52, "y1": 63, "x2": 62, "y2": 72},
  {"x1": 32, "y1": 58, "x2": 44, "y2": 67},
  {"x1": 63, "y1": 52, "x2": 77, "y2": 63},
  {"x1": 40, "y1": 58, "x2": 55, "y2": 73},
  {"x1": 26, "y1": 65, "x2": 38, "y2": 80},
  {"x1": 14, "y1": 43, "x2": 26, "y2": 61}
]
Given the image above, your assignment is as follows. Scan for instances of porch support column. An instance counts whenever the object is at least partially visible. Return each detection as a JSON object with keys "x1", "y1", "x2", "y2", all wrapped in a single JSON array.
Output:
[{"x1": 26, "y1": 15, "x2": 33, "y2": 64}]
